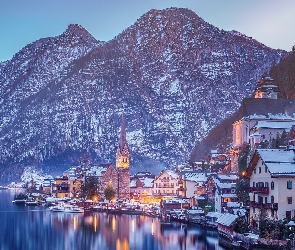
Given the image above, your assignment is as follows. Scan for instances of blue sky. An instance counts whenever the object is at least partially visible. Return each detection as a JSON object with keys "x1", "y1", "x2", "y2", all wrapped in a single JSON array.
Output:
[{"x1": 0, "y1": 0, "x2": 294, "y2": 62}]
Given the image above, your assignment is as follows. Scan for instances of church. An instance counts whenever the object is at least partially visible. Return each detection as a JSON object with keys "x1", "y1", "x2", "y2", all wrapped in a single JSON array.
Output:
[
  {"x1": 83, "y1": 110, "x2": 131, "y2": 200},
  {"x1": 230, "y1": 73, "x2": 295, "y2": 172}
]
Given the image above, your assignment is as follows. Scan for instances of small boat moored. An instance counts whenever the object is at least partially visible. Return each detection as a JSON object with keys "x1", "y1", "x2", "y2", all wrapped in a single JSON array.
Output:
[{"x1": 50, "y1": 203, "x2": 84, "y2": 213}]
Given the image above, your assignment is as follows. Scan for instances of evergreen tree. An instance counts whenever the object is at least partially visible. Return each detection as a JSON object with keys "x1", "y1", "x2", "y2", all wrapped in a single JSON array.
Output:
[{"x1": 104, "y1": 184, "x2": 116, "y2": 201}]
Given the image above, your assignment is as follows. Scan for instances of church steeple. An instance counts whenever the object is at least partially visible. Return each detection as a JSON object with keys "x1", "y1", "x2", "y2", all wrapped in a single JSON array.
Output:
[
  {"x1": 116, "y1": 109, "x2": 130, "y2": 169},
  {"x1": 118, "y1": 110, "x2": 127, "y2": 153}
]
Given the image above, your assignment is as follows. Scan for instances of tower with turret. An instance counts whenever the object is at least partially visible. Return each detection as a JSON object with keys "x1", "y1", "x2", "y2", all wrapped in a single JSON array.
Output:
[
  {"x1": 116, "y1": 110, "x2": 130, "y2": 200},
  {"x1": 253, "y1": 73, "x2": 279, "y2": 99}
]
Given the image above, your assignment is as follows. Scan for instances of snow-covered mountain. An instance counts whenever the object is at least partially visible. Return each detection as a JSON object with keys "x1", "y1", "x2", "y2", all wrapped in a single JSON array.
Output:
[{"x1": 0, "y1": 8, "x2": 288, "y2": 183}]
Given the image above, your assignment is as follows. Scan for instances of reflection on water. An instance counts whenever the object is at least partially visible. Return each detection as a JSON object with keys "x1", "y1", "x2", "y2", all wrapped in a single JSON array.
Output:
[{"x1": 0, "y1": 190, "x2": 226, "y2": 250}]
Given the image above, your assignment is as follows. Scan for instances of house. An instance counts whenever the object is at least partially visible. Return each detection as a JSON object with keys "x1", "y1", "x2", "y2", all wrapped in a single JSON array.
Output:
[
  {"x1": 182, "y1": 171, "x2": 207, "y2": 198},
  {"x1": 130, "y1": 172, "x2": 154, "y2": 202},
  {"x1": 207, "y1": 174, "x2": 238, "y2": 213},
  {"x1": 52, "y1": 173, "x2": 71, "y2": 198},
  {"x1": 217, "y1": 213, "x2": 239, "y2": 240},
  {"x1": 153, "y1": 170, "x2": 185, "y2": 197},
  {"x1": 245, "y1": 148, "x2": 295, "y2": 224}
]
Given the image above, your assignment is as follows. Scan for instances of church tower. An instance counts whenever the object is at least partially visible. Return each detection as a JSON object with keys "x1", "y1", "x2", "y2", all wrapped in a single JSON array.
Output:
[
  {"x1": 253, "y1": 73, "x2": 279, "y2": 99},
  {"x1": 116, "y1": 110, "x2": 130, "y2": 200}
]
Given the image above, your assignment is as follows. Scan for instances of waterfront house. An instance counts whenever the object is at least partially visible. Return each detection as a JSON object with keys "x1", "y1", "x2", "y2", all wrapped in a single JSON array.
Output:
[
  {"x1": 153, "y1": 170, "x2": 185, "y2": 197},
  {"x1": 182, "y1": 171, "x2": 207, "y2": 198},
  {"x1": 206, "y1": 174, "x2": 238, "y2": 213},
  {"x1": 130, "y1": 172, "x2": 154, "y2": 202},
  {"x1": 245, "y1": 148, "x2": 295, "y2": 224},
  {"x1": 52, "y1": 173, "x2": 71, "y2": 198},
  {"x1": 217, "y1": 213, "x2": 239, "y2": 240}
]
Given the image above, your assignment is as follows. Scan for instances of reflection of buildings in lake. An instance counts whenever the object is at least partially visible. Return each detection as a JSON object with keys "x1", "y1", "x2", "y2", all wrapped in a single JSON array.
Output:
[
  {"x1": 99, "y1": 214, "x2": 130, "y2": 250},
  {"x1": 47, "y1": 212, "x2": 216, "y2": 250},
  {"x1": 152, "y1": 221, "x2": 208, "y2": 250}
]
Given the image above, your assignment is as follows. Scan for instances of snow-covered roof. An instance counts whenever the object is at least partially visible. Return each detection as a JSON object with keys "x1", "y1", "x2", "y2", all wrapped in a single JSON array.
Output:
[
  {"x1": 187, "y1": 209, "x2": 204, "y2": 214},
  {"x1": 184, "y1": 172, "x2": 207, "y2": 182},
  {"x1": 130, "y1": 179, "x2": 137, "y2": 188},
  {"x1": 217, "y1": 174, "x2": 238, "y2": 181},
  {"x1": 193, "y1": 196, "x2": 206, "y2": 200},
  {"x1": 254, "y1": 121, "x2": 295, "y2": 130},
  {"x1": 227, "y1": 202, "x2": 241, "y2": 208},
  {"x1": 256, "y1": 149, "x2": 295, "y2": 176},
  {"x1": 139, "y1": 177, "x2": 154, "y2": 188},
  {"x1": 221, "y1": 194, "x2": 237, "y2": 198},
  {"x1": 86, "y1": 165, "x2": 108, "y2": 177},
  {"x1": 206, "y1": 212, "x2": 222, "y2": 218},
  {"x1": 232, "y1": 208, "x2": 246, "y2": 216},
  {"x1": 258, "y1": 149, "x2": 295, "y2": 163},
  {"x1": 216, "y1": 183, "x2": 235, "y2": 189},
  {"x1": 165, "y1": 170, "x2": 179, "y2": 180},
  {"x1": 217, "y1": 213, "x2": 238, "y2": 226}
]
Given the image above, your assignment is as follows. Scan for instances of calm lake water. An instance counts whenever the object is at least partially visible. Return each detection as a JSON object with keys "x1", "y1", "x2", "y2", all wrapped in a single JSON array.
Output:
[{"x1": 0, "y1": 190, "x2": 229, "y2": 250}]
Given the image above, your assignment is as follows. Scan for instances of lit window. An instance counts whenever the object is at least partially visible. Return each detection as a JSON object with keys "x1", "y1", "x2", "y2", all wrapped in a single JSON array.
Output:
[{"x1": 287, "y1": 180, "x2": 292, "y2": 190}]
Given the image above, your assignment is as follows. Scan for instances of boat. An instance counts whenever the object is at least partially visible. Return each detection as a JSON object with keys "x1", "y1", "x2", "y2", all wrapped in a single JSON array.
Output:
[
  {"x1": 25, "y1": 200, "x2": 39, "y2": 206},
  {"x1": 50, "y1": 204, "x2": 84, "y2": 213},
  {"x1": 0, "y1": 186, "x2": 8, "y2": 190},
  {"x1": 25, "y1": 197, "x2": 40, "y2": 206}
]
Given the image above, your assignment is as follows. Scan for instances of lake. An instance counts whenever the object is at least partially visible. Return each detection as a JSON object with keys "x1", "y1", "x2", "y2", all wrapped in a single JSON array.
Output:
[{"x1": 0, "y1": 189, "x2": 228, "y2": 250}]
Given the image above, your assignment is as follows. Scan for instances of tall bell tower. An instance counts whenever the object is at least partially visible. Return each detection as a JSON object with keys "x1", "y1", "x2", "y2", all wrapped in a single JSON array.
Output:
[{"x1": 116, "y1": 109, "x2": 130, "y2": 200}]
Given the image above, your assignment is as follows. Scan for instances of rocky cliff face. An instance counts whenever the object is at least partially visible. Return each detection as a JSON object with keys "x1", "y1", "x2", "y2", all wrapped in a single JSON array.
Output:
[{"x1": 0, "y1": 8, "x2": 288, "y2": 183}]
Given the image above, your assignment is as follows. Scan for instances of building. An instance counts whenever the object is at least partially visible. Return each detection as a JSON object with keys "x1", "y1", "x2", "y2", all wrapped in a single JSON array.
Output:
[
  {"x1": 130, "y1": 171, "x2": 154, "y2": 201},
  {"x1": 231, "y1": 74, "x2": 295, "y2": 172},
  {"x1": 85, "y1": 164, "x2": 118, "y2": 200},
  {"x1": 153, "y1": 170, "x2": 185, "y2": 197},
  {"x1": 206, "y1": 174, "x2": 238, "y2": 213},
  {"x1": 253, "y1": 73, "x2": 279, "y2": 99},
  {"x1": 245, "y1": 149, "x2": 295, "y2": 224},
  {"x1": 116, "y1": 110, "x2": 130, "y2": 200},
  {"x1": 52, "y1": 173, "x2": 71, "y2": 198},
  {"x1": 182, "y1": 171, "x2": 207, "y2": 198}
]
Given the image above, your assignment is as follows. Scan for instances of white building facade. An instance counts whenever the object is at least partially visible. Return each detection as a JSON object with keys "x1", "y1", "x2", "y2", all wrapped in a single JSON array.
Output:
[{"x1": 246, "y1": 149, "x2": 295, "y2": 223}]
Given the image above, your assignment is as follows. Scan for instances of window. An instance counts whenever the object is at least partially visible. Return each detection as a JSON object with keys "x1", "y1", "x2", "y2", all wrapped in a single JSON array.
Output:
[
  {"x1": 259, "y1": 167, "x2": 261, "y2": 174},
  {"x1": 265, "y1": 166, "x2": 267, "y2": 173},
  {"x1": 265, "y1": 197, "x2": 267, "y2": 204},
  {"x1": 288, "y1": 197, "x2": 292, "y2": 204},
  {"x1": 271, "y1": 181, "x2": 274, "y2": 190},
  {"x1": 287, "y1": 180, "x2": 292, "y2": 190},
  {"x1": 253, "y1": 182, "x2": 255, "y2": 187},
  {"x1": 271, "y1": 195, "x2": 274, "y2": 203},
  {"x1": 265, "y1": 182, "x2": 269, "y2": 187},
  {"x1": 254, "y1": 168, "x2": 256, "y2": 174}
]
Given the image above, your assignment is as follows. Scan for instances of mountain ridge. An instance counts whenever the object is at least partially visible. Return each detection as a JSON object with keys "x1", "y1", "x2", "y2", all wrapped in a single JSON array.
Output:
[{"x1": 0, "y1": 8, "x2": 288, "y2": 183}]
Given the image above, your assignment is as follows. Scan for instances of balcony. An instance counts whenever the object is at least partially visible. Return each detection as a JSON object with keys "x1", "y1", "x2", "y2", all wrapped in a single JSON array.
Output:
[
  {"x1": 249, "y1": 187, "x2": 269, "y2": 194},
  {"x1": 250, "y1": 201, "x2": 278, "y2": 210}
]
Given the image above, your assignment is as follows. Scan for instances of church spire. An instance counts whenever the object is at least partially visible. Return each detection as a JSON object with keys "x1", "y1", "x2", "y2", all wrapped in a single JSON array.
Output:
[
  {"x1": 118, "y1": 108, "x2": 127, "y2": 153},
  {"x1": 116, "y1": 107, "x2": 130, "y2": 169}
]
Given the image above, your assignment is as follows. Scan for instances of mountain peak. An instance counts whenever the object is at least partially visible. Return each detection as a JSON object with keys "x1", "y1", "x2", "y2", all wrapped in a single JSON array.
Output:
[{"x1": 63, "y1": 24, "x2": 99, "y2": 43}]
